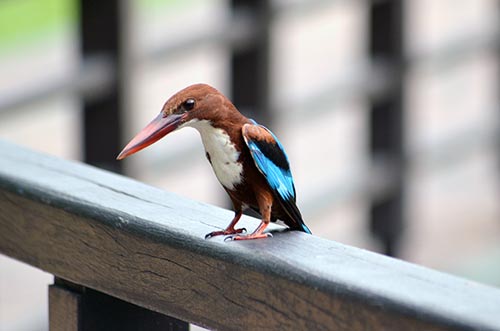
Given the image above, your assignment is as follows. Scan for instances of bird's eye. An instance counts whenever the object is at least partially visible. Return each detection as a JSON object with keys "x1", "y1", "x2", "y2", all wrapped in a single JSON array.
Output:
[{"x1": 182, "y1": 98, "x2": 195, "y2": 111}]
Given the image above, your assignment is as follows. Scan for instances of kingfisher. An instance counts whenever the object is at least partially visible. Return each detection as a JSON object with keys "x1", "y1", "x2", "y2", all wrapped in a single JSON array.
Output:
[{"x1": 117, "y1": 84, "x2": 311, "y2": 240}]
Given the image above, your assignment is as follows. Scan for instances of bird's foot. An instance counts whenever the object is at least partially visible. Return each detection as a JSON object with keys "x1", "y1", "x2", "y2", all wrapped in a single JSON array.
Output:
[
  {"x1": 205, "y1": 228, "x2": 246, "y2": 239},
  {"x1": 224, "y1": 232, "x2": 273, "y2": 241}
]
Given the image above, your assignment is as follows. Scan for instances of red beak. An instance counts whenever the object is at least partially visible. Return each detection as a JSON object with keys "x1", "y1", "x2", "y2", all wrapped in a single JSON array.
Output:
[{"x1": 116, "y1": 113, "x2": 184, "y2": 160}]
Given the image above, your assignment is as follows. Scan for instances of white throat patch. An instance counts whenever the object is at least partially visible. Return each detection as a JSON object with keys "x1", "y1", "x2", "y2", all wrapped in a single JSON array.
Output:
[{"x1": 181, "y1": 119, "x2": 243, "y2": 190}]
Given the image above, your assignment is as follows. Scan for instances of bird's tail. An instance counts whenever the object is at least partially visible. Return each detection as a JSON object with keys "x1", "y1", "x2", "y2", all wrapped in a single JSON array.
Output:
[
  {"x1": 280, "y1": 197, "x2": 312, "y2": 234},
  {"x1": 299, "y1": 222, "x2": 312, "y2": 234},
  {"x1": 291, "y1": 213, "x2": 312, "y2": 234}
]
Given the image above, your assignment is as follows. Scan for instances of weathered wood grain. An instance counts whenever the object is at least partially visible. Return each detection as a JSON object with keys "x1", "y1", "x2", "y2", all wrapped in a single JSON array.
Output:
[{"x1": 1, "y1": 140, "x2": 500, "y2": 331}]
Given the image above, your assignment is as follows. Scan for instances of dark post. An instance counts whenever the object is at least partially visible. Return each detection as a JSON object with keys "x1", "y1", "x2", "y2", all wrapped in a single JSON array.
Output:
[
  {"x1": 49, "y1": 278, "x2": 189, "y2": 331},
  {"x1": 229, "y1": 0, "x2": 272, "y2": 212},
  {"x1": 230, "y1": 0, "x2": 272, "y2": 126},
  {"x1": 368, "y1": 0, "x2": 406, "y2": 256},
  {"x1": 79, "y1": 0, "x2": 125, "y2": 173}
]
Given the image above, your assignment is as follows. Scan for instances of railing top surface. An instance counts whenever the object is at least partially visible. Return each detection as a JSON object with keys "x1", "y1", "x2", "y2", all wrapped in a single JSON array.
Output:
[{"x1": 1, "y1": 139, "x2": 499, "y2": 331}]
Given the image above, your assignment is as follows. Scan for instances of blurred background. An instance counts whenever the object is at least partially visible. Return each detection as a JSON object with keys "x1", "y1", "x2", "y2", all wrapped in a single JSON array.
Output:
[{"x1": 1, "y1": 0, "x2": 500, "y2": 330}]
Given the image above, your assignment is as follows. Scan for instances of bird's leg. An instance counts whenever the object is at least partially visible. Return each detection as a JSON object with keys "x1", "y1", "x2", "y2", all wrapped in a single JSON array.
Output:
[
  {"x1": 231, "y1": 193, "x2": 272, "y2": 240},
  {"x1": 205, "y1": 210, "x2": 245, "y2": 239}
]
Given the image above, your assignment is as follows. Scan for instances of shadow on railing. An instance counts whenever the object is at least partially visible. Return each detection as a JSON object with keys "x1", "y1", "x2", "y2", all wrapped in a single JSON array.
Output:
[{"x1": 1, "y1": 140, "x2": 499, "y2": 331}]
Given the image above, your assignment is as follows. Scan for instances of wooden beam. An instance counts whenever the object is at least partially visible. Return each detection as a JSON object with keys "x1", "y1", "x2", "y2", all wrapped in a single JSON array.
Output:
[{"x1": 1, "y1": 140, "x2": 500, "y2": 331}]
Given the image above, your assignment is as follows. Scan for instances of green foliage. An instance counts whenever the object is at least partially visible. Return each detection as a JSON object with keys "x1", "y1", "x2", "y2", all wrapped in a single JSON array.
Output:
[
  {"x1": 0, "y1": 0, "x2": 194, "y2": 52},
  {"x1": 0, "y1": 0, "x2": 76, "y2": 50}
]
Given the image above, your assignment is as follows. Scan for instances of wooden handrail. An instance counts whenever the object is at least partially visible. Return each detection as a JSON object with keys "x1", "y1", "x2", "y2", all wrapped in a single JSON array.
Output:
[{"x1": 1, "y1": 140, "x2": 499, "y2": 331}]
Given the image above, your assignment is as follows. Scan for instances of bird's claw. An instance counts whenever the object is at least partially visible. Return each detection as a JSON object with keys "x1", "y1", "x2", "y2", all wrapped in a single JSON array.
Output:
[
  {"x1": 225, "y1": 232, "x2": 273, "y2": 241},
  {"x1": 205, "y1": 228, "x2": 246, "y2": 239}
]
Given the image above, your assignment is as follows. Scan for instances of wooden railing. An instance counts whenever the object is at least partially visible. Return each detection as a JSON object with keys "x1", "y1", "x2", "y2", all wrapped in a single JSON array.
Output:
[{"x1": 1, "y1": 140, "x2": 500, "y2": 331}]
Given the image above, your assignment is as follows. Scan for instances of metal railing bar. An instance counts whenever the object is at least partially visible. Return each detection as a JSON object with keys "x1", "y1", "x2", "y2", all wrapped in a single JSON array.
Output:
[
  {"x1": 135, "y1": 9, "x2": 258, "y2": 65},
  {"x1": 1, "y1": 27, "x2": 498, "y2": 116},
  {"x1": 0, "y1": 55, "x2": 115, "y2": 113},
  {"x1": 407, "y1": 25, "x2": 500, "y2": 68}
]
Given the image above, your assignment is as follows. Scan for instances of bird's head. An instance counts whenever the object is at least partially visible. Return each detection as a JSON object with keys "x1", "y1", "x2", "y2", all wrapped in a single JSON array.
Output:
[{"x1": 117, "y1": 83, "x2": 230, "y2": 160}]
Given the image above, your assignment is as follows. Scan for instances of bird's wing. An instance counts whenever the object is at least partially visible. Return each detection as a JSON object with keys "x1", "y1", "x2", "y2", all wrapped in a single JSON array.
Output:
[{"x1": 242, "y1": 122, "x2": 311, "y2": 233}]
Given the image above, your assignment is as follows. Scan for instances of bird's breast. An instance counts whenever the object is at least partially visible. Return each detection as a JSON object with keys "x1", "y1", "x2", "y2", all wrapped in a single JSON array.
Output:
[{"x1": 186, "y1": 119, "x2": 243, "y2": 190}]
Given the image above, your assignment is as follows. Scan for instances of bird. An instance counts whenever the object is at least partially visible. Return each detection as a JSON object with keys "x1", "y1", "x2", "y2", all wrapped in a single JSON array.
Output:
[{"x1": 117, "y1": 83, "x2": 311, "y2": 240}]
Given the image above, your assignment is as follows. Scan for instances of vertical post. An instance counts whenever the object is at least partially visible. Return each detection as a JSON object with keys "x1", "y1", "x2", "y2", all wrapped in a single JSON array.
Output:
[
  {"x1": 229, "y1": 0, "x2": 273, "y2": 212},
  {"x1": 230, "y1": 0, "x2": 272, "y2": 126},
  {"x1": 49, "y1": 281, "x2": 81, "y2": 331},
  {"x1": 49, "y1": 278, "x2": 189, "y2": 331},
  {"x1": 368, "y1": 0, "x2": 405, "y2": 256},
  {"x1": 79, "y1": 0, "x2": 126, "y2": 173}
]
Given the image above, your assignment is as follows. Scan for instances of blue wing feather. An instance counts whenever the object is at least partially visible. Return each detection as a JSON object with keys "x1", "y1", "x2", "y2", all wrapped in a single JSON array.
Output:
[
  {"x1": 243, "y1": 121, "x2": 311, "y2": 234},
  {"x1": 246, "y1": 136, "x2": 296, "y2": 202}
]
